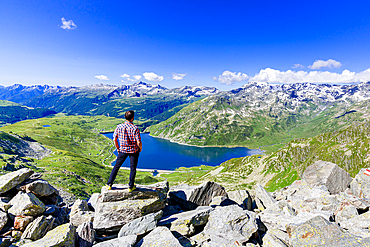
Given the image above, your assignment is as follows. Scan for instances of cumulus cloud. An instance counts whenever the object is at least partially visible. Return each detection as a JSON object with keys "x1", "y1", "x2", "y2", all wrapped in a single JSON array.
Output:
[
  {"x1": 60, "y1": 17, "x2": 77, "y2": 30},
  {"x1": 133, "y1": 75, "x2": 142, "y2": 81},
  {"x1": 94, "y1": 75, "x2": 109, "y2": 81},
  {"x1": 292, "y1": 64, "x2": 304, "y2": 69},
  {"x1": 249, "y1": 68, "x2": 370, "y2": 84},
  {"x1": 143, "y1": 72, "x2": 164, "y2": 82},
  {"x1": 212, "y1": 71, "x2": 249, "y2": 85},
  {"x1": 172, "y1": 73, "x2": 186, "y2": 81},
  {"x1": 120, "y1": 74, "x2": 130, "y2": 78},
  {"x1": 308, "y1": 59, "x2": 342, "y2": 70}
]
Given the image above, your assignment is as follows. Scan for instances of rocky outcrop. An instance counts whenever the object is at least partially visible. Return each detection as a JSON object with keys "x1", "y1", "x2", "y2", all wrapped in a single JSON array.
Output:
[
  {"x1": 17, "y1": 180, "x2": 58, "y2": 198},
  {"x1": 302, "y1": 160, "x2": 352, "y2": 194},
  {"x1": 350, "y1": 168, "x2": 370, "y2": 198},
  {"x1": 93, "y1": 181, "x2": 168, "y2": 232},
  {"x1": 0, "y1": 168, "x2": 34, "y2": 194},
  {"x1": 4, "y1": 161, "x2": 370, "y2": 246},
  {"x1": 8, "y1": 192, "x2": 45, "y2": 217}
]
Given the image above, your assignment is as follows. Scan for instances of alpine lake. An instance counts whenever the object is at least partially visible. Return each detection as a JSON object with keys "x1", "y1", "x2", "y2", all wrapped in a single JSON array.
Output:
[{"x1": 103, "y1": 133, "x2": 264, "y2": 171}]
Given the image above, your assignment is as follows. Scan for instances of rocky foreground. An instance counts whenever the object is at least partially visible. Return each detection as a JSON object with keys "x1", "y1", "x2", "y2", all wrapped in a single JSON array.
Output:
[{"x1": 1, "y1": 160, "x2": 370, "y2": 246}]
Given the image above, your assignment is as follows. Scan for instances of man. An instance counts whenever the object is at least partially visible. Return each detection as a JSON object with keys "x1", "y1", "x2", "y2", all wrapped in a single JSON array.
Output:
[{"x1": 107, "y1": 110, "x2": 142, "y2": 192}]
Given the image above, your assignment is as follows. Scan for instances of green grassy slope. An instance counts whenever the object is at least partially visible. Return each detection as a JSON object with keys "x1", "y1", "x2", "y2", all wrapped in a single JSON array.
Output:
[
  {"x1": 191, "y1": 121, "x2": 370, "y2": 192},
  {"x1": 0, "y1": 115, "x2": 163, "y2": 198}
]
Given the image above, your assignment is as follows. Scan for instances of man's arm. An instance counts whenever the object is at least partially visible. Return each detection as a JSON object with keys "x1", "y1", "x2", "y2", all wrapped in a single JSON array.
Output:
[
  {"x1": 137, "y1": 139, "x2": 142, "y2": 152},
  {"x1": 114, "y1": 135, "x2": 120, "y2": 152}
]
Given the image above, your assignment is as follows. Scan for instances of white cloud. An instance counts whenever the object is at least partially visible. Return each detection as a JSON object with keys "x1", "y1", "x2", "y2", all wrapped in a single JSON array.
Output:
[
  {"x1": 60, "y1": 17, "x2": 77, "y2": 30},
  {"x1": 94, "y1": 75, "x2": 109, "y2": 81},
  {"x1": 143, "y1": 72, "x2": 164, "y2": 82},
  {"x1": 292, "y1": 64, "x2": 304, "y2": 69},
  {"x1": 172, "y1": 73, "x2": 186, "y2": 81},
  {"x1": 212, "y1": 71, "x2": 249, "y2": 85},
  {"x1": 119, "y1": 74, "x2": 130, "y2": 78},
  {"x1": 133, "y1": 75, "x2": 142, "y2": 81},
  {"x1": 249, "y1": 68, "x2": 370, "y2": 84},
  {"x1": 308, "y1": 59, "x2": 342, "y2": 70}
]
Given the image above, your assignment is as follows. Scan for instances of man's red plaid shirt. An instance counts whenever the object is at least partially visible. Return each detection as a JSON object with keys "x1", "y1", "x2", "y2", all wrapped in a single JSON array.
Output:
[{"x1": 113, "y1": 122, "x2": 141, "y2": 153}]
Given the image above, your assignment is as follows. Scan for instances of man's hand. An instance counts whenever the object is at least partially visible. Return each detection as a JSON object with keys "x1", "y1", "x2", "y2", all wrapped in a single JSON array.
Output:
[
  {"x1": 137, "y1": 140, "x2": 142, "y2": 152},
  {"x1": 114, "y1": 135, "x2": 120, "y2": 152}
]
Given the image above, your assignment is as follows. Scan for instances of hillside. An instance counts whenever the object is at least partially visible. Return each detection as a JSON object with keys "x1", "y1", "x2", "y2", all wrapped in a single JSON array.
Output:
[
  {"x1": 0, "y1": 115, "x2": 163, "y2": 198},
  {"x1": 0, "y1": 100, "x2": 56, "y2": 126},
  {"x1": 191, "y1": 121, "x2": 370, "y2": 192},
  {"x1": 148, "y1": 81, "x2": 370, "y2": 150}
]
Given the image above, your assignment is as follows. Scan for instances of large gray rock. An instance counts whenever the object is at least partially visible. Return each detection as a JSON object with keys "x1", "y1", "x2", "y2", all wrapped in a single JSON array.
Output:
[
  {"x1": 169, "y1": 181, "x2": 227, "y2": 210},
  {"x1": 76, "y1": 222, "x2": 95, "y2": 247},
  {"x1": 335, "y1": 203, "x2": 358, "y2": 223},
  {"x1": 337, "y1": 192, "x2": 370, "y2": 211},
  {"x1": 0, "y1": 211, "x2": 7, "y2": 232},
  {"x1": 17, "y1": 180, "x2": 58, "y2": 197},
  {"x1": 350, "y1": 168, "x2": 370, "y2": 199},
  {"x1": 134, "y1": 226, "x2": 182, "y2": 247},
  {"x1": 8, "y1": 192, "x2": 45, "y2": 217},
  {"x1": 340, "y1": 210, "x2": 370, "y2": 230},
  {"x1": 255, "y1": 183, "x2": 277, "y2": 210},
  {"x1": 302, "y1": 160, "x2": 352, "y2": 194},
  {"x1": 70, "y1": 199, "x2": 94, "y2": 227},
  {"x1": 227, "y1": 190, "x2": 253, "y2": 210},
  {"x1": 118, "y1": 210, "x2": 162, "y2": 237},
  {"x1": 290, "y1": 216, "x2": 370, "y2": 247},
  {"x1": 262, "y1": 230, "x2": 290, "y2": 247},
  {"x1": 99, "y1": 181, "x2": 168, "y2": 203},
  {"x1": 0, "y1": 168, "x2": 34, "y2": 194},
  {"x1": 159, "y1": 206, "x2": 213, "y2": 236},
  {"x1": 21, "y1": 215, "x2": 54, "y2": 241},
  {"x1": 93, "y1": 182, "x2": 168, "y2": 232},
  {"x1": 88, "y1": 193, "x2": 100, "y2": 211},
  {"x1": 203, "y1": 204, "x2": 258, "y2": 244},
  {"x1": 274, "y1": 179, "x2": 312, "y2": 201},
  {"x1": 22, "y1": 223, "x2": 76, "y2": 247},
  {"x1": 93, "y1": 235, "x2": 137, "y2": 247}
]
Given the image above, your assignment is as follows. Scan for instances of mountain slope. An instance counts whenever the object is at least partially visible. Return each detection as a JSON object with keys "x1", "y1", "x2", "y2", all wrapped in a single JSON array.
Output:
[
  {"x1": 192, "y1": 121, "x2": 370, "y2": 192},
  {"x1": 148, "y1": 81, "x2": 370, "y2": 149}
]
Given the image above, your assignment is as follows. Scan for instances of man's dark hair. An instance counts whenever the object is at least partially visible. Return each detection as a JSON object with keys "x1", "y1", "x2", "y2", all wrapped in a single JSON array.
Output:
[{"x1": 125, "y1": 110, "x2": 135, "y2": 121}]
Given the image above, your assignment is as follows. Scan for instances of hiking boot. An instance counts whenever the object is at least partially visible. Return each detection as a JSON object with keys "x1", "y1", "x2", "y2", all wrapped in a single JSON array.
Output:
[
  {"x1": 107, "y1": 185, "x2": 112, "y2": 190},
  {"x1": 128, "y1": 185, "x2": 136, "y2": 192}
]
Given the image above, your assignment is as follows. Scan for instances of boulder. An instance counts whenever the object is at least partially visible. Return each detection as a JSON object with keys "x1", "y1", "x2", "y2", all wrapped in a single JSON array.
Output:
[
  {"x1": 118, "y1": 210, "x2": 162, "y2": 237},
  {"x1": 21, "y1": 223, "x2": 76, "y2": 247},
  {"x1": 8, "y1": 192, "x2": 45, "y2": 217},
  {"x1": 302, "y1": 160, "x2": 352, "y2": 194},
  {"x1": 14, "y1": 216, "x2": 33, "y2": 231},
  {"x1": 0, "y1": 168, "x2": 34, "y2": 194},
  {"x1": 255, "y1": 183, "x2": 277, "y2": 210},
  {"x1": 273, "y1": 180, "x2": 312, "y2": 201},
  {"x1": 21, "y1": 215, "x2": 54, "y2": 241},
  {"x1": 87, "y1": 193, "x2": 100, "y2": 210},
  {"x1": 93, "y1": 182, "x2": 168, "y2": 232},
  {"x1": 158, "y1": 206, "x2": 213, "y2": 236},
  {"x1": 203, "y1": 204, "x2": 258, "y2": 244},
  {"x1": 337, "y1": 192, "x2": 370, "y2": 211},
  {"x1": 340, "y1": 210, "x2": 370, "y2": 230},
  {"x1": 93, "y1": 235, "x2": 137, "y2": 247},
  {"x1": 70, "y1": 199, "x2": 94, "y2": 227},
  {"x1": 350, "y1": 168, "x2": 370, "y2": 199},
  {"x1": 134, "y1": 226, "x2": 182, "y2": 247},
  {"x1": 227, "y1": 190, "x2": 253, "y2": 210},
  {"x1": 99, "y1": 181, "x2": 168, "y2": 203},
  {"x1": 0, "y1": 210, "x2": 7, "y2": 232},
  {"x1": 262, "y1": 231, "x2": 290, "y2": 247},
  {"x1": 209, "y1": 196, "x2": 235, "y2": 207},
  {"x1": 17, "y1": 180, "x2": 58, "y2": 198},
  {"x1": 290, "y1": 216, "x2": 370, "y2": 246},
  {"x1": 76, "y1": 222, "x2": 95, "y2": 247},
  {"x1": 335, "y1": 203, "x2": 358, "y2": 223},
  {"x1": 169, "y1": 182, "x2": 227, "y2": 211}
]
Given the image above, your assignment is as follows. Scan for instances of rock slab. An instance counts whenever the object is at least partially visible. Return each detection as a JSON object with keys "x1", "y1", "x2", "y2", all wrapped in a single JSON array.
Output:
[{"x1": 0, "y1": 168, "x2": 34, "y2": 194}]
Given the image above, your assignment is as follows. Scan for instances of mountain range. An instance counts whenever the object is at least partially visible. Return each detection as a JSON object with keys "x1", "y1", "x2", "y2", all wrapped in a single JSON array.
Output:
[{"x1": 148, "y1": 81, "x2": 370, "y2": 149}]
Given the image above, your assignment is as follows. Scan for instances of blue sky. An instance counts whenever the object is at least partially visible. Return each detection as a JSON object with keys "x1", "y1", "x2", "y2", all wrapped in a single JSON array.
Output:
[{"x1": 1, "y1": 0, "x2": 370, "y2": 90}]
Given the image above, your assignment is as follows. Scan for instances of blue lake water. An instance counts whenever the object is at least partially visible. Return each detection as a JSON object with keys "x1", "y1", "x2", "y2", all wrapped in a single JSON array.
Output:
[{"x1": 103, "y1": 133, "x2": 264, "y2": 170}]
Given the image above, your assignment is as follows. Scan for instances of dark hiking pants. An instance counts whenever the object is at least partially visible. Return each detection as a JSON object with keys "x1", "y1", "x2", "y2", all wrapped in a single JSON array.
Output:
[{"x1": 107, "y1": 151, "x2": 140, "y2": 188}]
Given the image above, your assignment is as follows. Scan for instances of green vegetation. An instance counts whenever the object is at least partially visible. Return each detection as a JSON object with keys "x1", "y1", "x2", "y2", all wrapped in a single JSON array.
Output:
[
  {"x1": 0, "y1": 115, "x2": 165, "y2": 198},
  {"x1": 190, "y1": 121, "x2": 370, "y2": 192},
  {"x1": 160, "y1": 165, "x2": 214, "y2": 185},
  {"x1": 0, "y1": 100, "x2": 56, "y2": 126}
]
